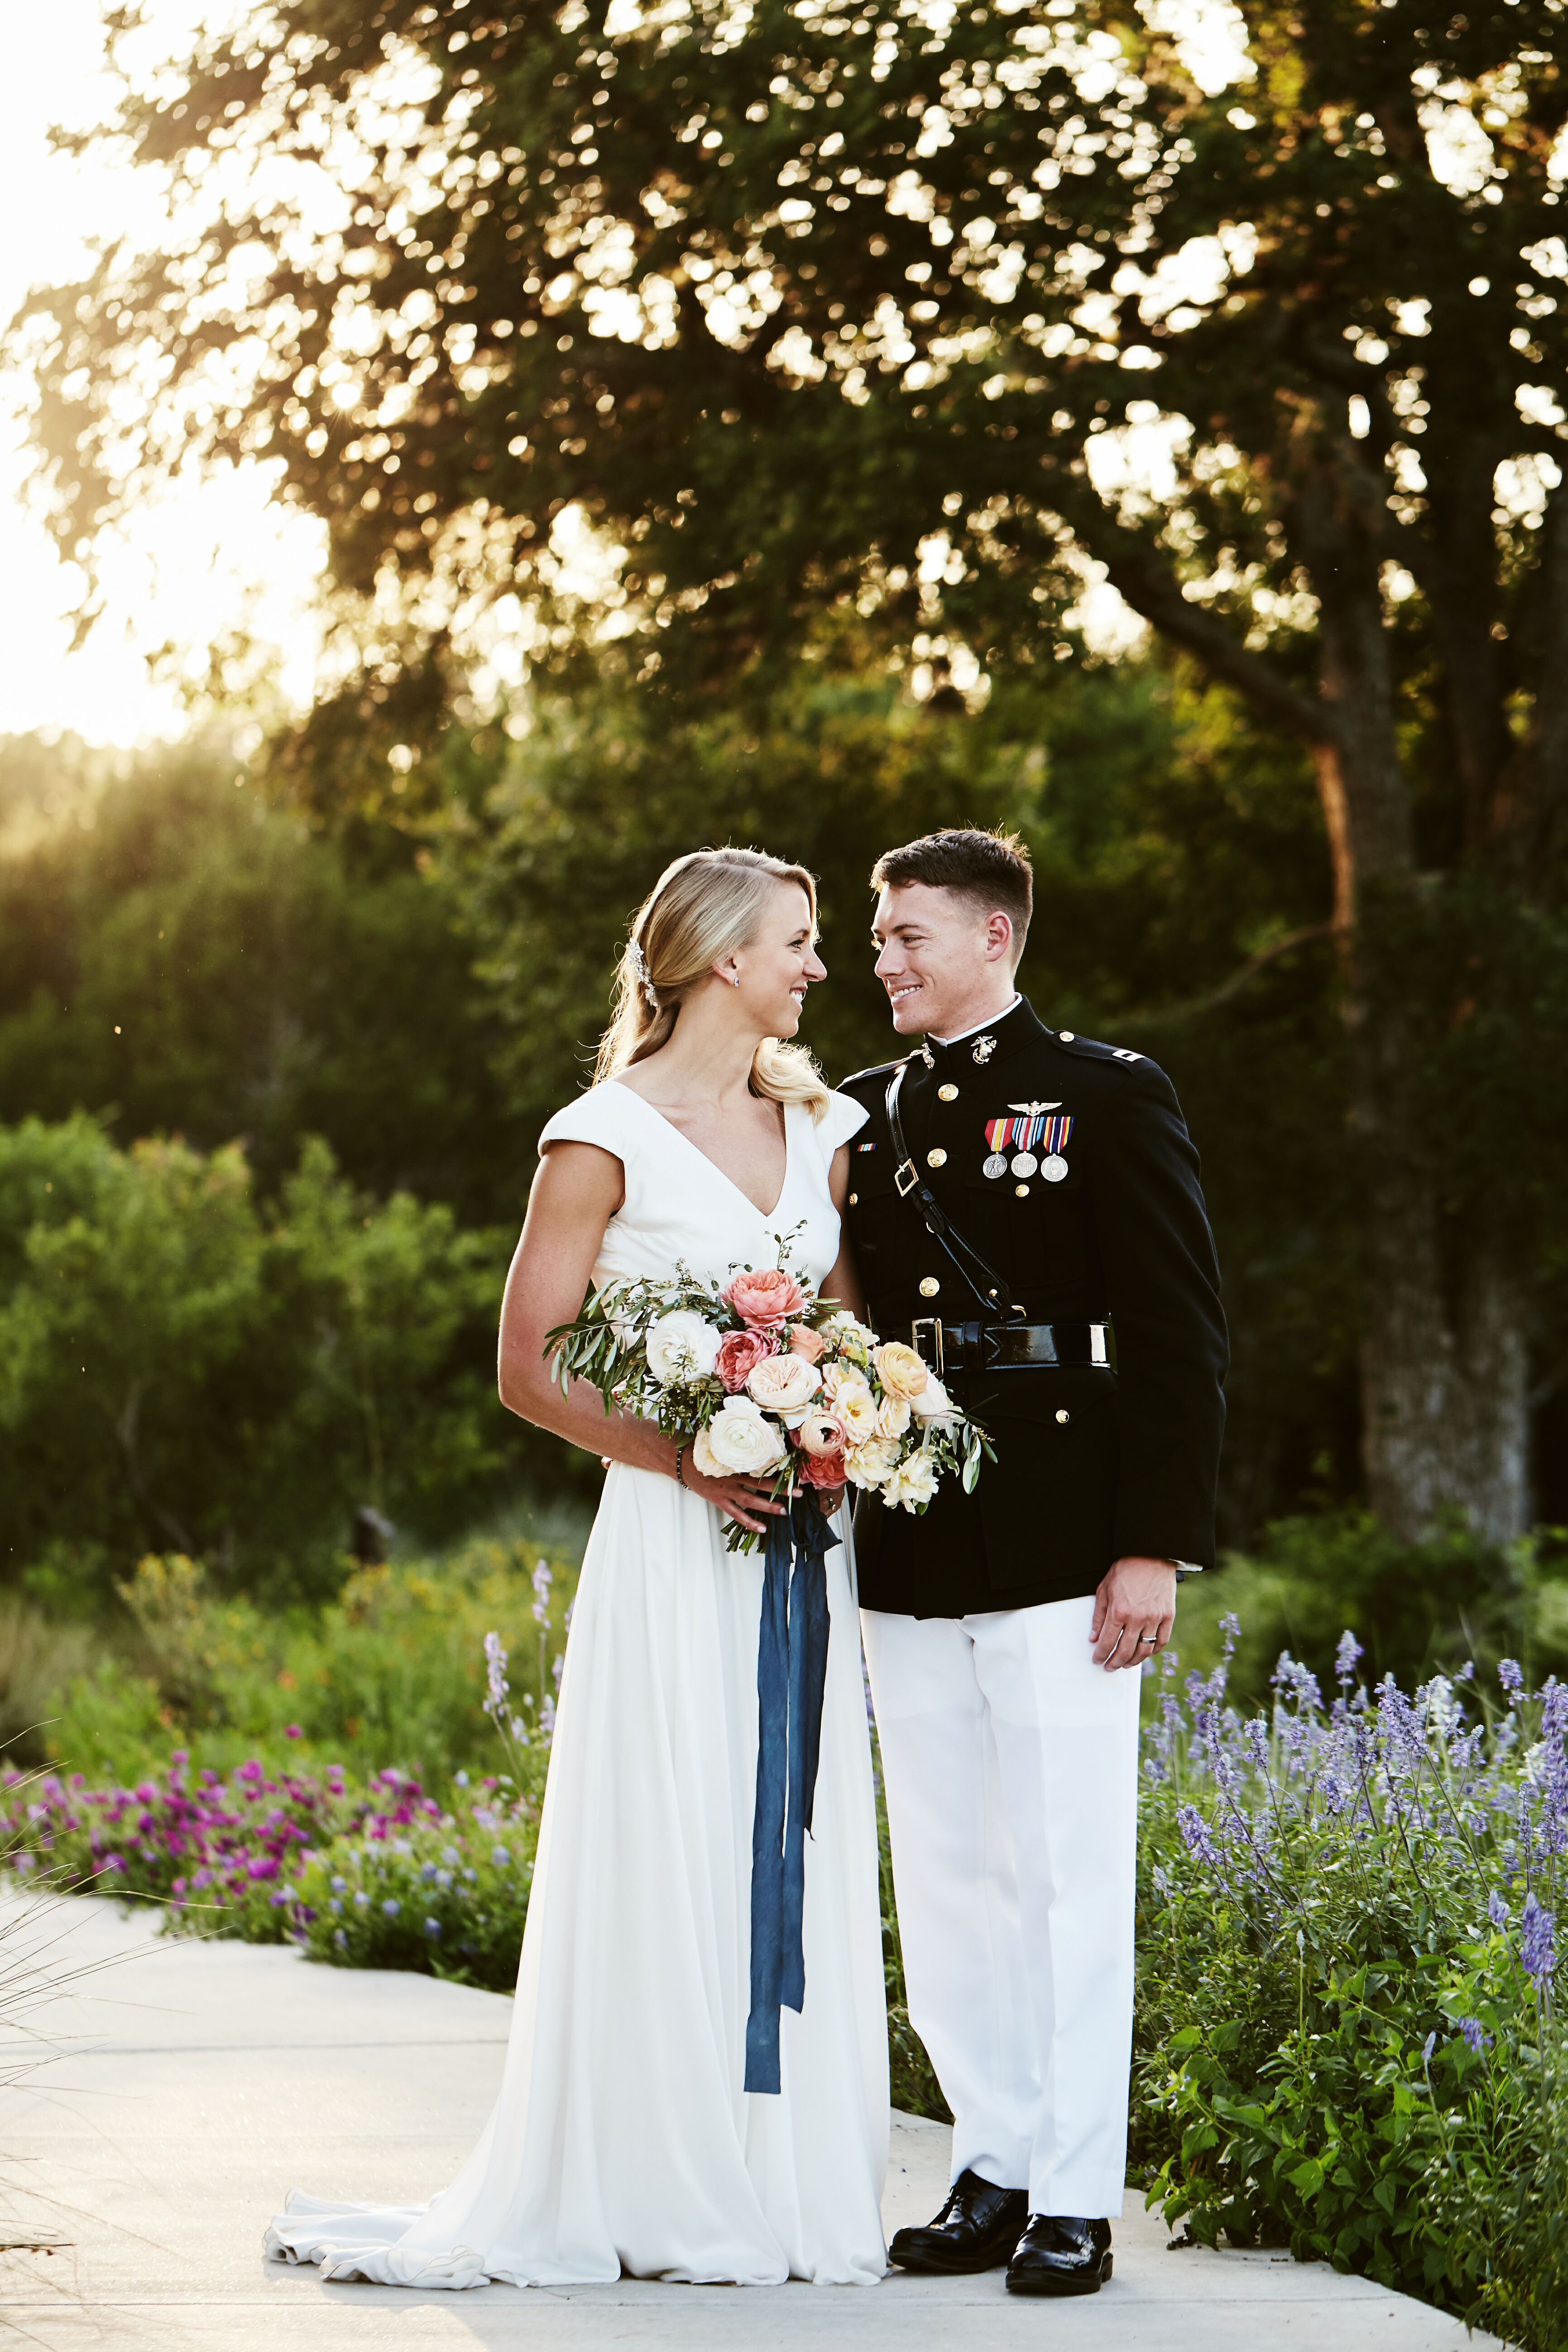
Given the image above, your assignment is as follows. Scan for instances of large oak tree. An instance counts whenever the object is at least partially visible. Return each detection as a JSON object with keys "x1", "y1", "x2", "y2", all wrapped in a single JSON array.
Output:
[{"x1": 30, "y1": 0, "x2": 1568, "y2": 1536}]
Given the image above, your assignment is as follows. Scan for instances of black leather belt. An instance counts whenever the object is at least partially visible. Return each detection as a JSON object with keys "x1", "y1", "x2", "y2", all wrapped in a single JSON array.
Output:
[{"x1": 911, "y1": 1318, "x2": 1111, "y2": 1378}]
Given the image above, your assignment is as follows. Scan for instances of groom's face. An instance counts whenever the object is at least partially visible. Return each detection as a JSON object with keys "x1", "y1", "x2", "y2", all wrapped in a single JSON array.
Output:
[{"x1": 871, "y1": 882, "x2": 1009, "y2": 1037}]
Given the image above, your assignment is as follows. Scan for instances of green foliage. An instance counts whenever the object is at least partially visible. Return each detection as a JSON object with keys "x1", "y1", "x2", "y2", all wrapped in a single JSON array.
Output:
[
  {"x1": 0, "y1": 1120, "x2": 513, "y2": 1604},
  {"x1": 290, "y1": 1805, "x2": 536, "y2": 1988},
  {"x1": 42, "y1": 1542, "x2": 578, "y2": 1790},
  {"x1": 0, "y1": 738, "x2": 529, "y2": 1224}
]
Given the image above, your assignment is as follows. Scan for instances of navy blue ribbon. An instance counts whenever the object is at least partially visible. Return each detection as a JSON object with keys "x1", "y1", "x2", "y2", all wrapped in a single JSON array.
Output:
[{"x1": 743, "y1": 1494, "x2": 837, "y2": 2095}]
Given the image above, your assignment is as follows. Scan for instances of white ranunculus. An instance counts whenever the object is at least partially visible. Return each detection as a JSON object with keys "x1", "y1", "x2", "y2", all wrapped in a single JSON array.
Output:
[
  {"x1": 911, "y1": 1375, "x2": 956, "y2": 1422},
  {"x1": 701, "y1": 1397, "x2": 789, "y2": 1475},
  {"x1": 883, "y1": 1451, "x2": 939, "y2": 1512},
  {"x1": 645, "y1": 1309, "x2": 723, "y2": 1385}
]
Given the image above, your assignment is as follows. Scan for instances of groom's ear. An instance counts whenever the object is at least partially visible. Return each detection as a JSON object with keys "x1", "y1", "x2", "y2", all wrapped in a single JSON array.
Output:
[{"x1": 983, "y1": 910, "x2": 1016, "y2": 965}]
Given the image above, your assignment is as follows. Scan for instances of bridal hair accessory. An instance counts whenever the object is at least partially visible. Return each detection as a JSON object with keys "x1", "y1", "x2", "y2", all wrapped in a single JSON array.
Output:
[{"x1": 628, "y1": 940, "x2": 658, "y2": 1010}]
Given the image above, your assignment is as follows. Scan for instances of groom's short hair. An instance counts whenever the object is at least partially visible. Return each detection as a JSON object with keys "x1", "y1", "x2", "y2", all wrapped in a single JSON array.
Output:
[{"x1": 871, "y1": 828, "x2": 1033, "y2": 955}]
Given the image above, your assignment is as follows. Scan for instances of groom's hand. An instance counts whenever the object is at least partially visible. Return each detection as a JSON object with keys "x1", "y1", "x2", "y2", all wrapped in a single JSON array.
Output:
[{"x1": 1090, "y1": 1557, "x2": 1177, "y2": 1670}]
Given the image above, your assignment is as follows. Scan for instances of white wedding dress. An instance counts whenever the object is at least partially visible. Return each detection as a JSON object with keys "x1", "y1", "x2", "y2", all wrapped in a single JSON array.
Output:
[{"x1": 266, "y1": 1080, "x2": 889, "y2": 2288}]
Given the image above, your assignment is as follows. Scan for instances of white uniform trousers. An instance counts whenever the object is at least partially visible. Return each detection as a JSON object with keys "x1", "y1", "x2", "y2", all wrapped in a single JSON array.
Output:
[{"x1": 862, "y1": 1595, "x2": 1141, "y2": 2219}]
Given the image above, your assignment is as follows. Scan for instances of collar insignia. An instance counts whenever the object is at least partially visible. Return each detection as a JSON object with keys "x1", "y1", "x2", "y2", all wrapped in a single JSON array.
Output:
[{"x1": 972, "y1": 1034, "x2": 998, "y2": 1065}]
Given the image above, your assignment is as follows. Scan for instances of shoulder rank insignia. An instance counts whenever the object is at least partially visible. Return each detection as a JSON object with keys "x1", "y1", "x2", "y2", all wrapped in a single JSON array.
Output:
[
  {"x1": 972, "y1": 1034, "x2": 997, "y2": 1065},
  {"x1": 984, "y1": 1111, "x2": 1073, "y2": 1182}
]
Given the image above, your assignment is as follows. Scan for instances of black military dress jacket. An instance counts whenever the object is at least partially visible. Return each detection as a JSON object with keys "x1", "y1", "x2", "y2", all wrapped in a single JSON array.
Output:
[{"x1": 839, "y1": 996, "x2": 1228, "y2": 1618}]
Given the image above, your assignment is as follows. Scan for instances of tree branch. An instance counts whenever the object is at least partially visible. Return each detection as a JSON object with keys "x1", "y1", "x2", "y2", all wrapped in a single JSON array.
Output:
[
  {"x1": 1115, "y1": 923, "x2": 1337, "y2": 1031},
  {"x1": 1058, "y1": 499, "x2": 1338, "y2": 748}
]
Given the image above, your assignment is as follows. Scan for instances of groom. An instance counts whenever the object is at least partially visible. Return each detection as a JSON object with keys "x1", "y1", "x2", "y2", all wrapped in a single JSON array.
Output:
[{"x1": 840, "y1": 827, "x2": 1227, "y2": 2297}]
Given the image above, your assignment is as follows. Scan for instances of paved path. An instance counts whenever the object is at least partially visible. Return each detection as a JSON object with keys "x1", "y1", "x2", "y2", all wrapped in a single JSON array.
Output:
[{"x1": 0, "y1": 1896, "x2": 1504, "y2": 2349}]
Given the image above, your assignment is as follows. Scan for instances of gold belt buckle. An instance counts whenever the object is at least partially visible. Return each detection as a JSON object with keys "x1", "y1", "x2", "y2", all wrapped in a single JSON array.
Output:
[{"x1": 911, "y1": 1317, "x2": 944, "y2": 1378}]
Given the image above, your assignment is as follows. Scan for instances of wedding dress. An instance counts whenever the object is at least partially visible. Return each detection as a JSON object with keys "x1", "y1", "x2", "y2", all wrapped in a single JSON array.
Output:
[{"x1": 265, "y1": 1080, "x2": 889, "y2": 2288}]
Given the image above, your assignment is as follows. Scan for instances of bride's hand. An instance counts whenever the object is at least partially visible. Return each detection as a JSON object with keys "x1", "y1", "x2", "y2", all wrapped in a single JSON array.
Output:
[
  {"x1": 813, "y1": 1485, "x2": 846, "y2": 1519},
  {"x1": 683, "y1": 1465, "x2": 789, "y2": 1535}
]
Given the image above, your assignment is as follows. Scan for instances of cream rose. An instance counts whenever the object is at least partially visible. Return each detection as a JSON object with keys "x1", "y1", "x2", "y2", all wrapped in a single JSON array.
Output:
[
  {"x1": 872, "y1": 1340, "x2": 931, "y2": 1404},
  {"x1": 883, "y1": 1450, "x2": 938, "y2": 1513},
  {"x1": 845, "y1": 1435, "x2": 901, "y2": 1489},
  {"x1": 645, "y1": 1309, "x2": 723, "y2": 1385},
  {"x1": 876, "y1": 1393, "x2": 912, "y2": 1442},
  {"x1": 745, "y1": 1354, "x2": 821, "y2": 1416},
  {"x1": 823, "y1": 1369, "x2": 879, "y2": 1441},
  {"x1": 911, "y1": 1374, "x2": 956, "y2": 1422},
  {"x1": 693, "y1": 1397, "x2": 788, "y2": 1477}
]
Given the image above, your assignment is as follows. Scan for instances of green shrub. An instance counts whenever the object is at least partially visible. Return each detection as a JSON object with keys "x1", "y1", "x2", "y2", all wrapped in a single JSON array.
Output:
[
  {"x1": 40, "y1": 1543, "x2": 578, "y2": 1792},
  {"x1": 0, "y1": 1118, "x2": 513, "y2": 1607},
  {"x1": 1135, "y1": 1623, "x2": 1568, "y2": 2349}
]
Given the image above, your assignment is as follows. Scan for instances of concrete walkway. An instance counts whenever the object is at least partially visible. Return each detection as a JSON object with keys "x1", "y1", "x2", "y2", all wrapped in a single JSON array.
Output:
[{"x1": 0, "y1": 1896, "x2": 1504, "y2": 2349}]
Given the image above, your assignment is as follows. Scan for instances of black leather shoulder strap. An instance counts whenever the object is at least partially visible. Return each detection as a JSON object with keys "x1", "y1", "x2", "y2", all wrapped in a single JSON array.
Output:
[{"x1": 885, "y1": 1061, "x2": 1018, "y2": 1320}]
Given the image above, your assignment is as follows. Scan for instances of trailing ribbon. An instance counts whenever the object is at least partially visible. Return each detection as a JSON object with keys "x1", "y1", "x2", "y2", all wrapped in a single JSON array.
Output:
[{"x1": 743, "y1": 1493, "x2": 837, "y2": 2096}]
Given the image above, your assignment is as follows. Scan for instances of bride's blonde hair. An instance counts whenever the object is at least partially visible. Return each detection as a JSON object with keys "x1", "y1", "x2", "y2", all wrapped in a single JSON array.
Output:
[{"x1": 595, "y1": 848, "x2": 831, "y2": 1120}]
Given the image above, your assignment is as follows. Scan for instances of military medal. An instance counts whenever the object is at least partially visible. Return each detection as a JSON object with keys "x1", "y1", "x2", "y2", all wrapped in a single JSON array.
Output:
[{"x1": 985, "y1": 1109, "x2": 1073, "y2": 1185}]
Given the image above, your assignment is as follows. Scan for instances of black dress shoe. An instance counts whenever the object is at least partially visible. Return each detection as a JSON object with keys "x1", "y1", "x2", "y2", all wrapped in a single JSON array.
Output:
[
  {"x1": 1005, "y1": 2214, "x2": 1113, "y2": 2295},
  {"x1": 888, "y1": 2170, "x2": 1030, "y2": 2275}
]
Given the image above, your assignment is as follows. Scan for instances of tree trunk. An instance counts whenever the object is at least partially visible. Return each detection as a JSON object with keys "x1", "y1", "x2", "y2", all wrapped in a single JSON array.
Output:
[{"x1": 1301, "y1": 469, "x2": 1531, "y2": 1544}]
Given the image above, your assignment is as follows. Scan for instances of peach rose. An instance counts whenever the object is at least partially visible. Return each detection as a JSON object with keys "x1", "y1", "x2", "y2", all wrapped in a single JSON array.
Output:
[
  {"x1": 722, "y1": 1267, "x2": 809, "y2": 1329},
  {"x1": 795, "y1": 1406, "x2": 848, "y2": 1458},
  {"x1": 788, "y1": 1324, "x2": 828, "y2": 1363},
  {"x1": 799, "y1": 1446, "x2": 847, "y2": 1490},
  {"x1": 715, "y1": 1328, "x2": 776, "y2": 1393},
  {"x1": 872, "y1": 1340, "x2": 932, "y2": 1404},
  {"x1": 746, "y1": 1353, "x2": 822, "y2": 1416}
]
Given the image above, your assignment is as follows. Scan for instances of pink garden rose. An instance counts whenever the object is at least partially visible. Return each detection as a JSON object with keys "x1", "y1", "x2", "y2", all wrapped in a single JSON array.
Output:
[
  {"x1": 787, "y1": 1324, "x2": 828, "y2": 1363},
  {"x1": 794, "y1": 1406, "x2": 848, "y2": 1459},
  {"x1": 714, "y1": 1328, "x2": 777, "y2": 1393},
  {"x1": 722, "y1": 1267, "x2": 809, "y2": 1329},
  {"x1": 798, "y1": 1445, "x2": 847, "y2": 1490}
]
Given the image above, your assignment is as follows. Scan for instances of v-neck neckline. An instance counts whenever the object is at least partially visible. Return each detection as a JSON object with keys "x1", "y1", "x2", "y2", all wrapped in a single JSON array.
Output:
[{"x1": 609, "y1": 1081, "x2": 793, "y2": 1223}]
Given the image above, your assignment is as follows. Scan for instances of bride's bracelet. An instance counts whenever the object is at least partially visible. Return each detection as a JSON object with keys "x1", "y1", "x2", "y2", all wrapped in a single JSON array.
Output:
[{"x1": 674, "y1": 1443, "x2": 688, "y2": 1489}]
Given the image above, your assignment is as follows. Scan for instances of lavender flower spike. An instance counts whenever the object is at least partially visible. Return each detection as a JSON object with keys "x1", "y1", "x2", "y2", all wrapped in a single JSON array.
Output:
[
  {"x1": 482, "y1": 1632, "x2": 510, "y2": 1719},
  {"x1": 1498, "y1": 1658, "x2": 1525, "y2": 1701},
  {"x1": 1521, "y1": 1892, "x2": 1557, "y2": 1984},
  {"x1": 532, "y1": 1560, "x2": 553, "y2": 1627},
  {"x1": 1489, "y1": 1890, "x2": 1512, "y2": 1929},
  {"x1": 1458, "y1": 2017, "x2": 1492, "y2": 2054},
  {"x1": 1176, "y1": 1803, "x2": 1223, "y2": 1869},
  {"x1": 1335, "y1": 1630, "x2": 1364, "y2": 1687}
]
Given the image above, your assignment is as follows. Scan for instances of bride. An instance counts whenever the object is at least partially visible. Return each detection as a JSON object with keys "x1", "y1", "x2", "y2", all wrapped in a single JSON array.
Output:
[{"x1": 266, "y1": 847, "x2": 889, "y2": 2288}]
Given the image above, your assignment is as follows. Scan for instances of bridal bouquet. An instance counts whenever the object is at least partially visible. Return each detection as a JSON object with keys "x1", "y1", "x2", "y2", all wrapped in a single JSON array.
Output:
[{"x1": 546, "y1": 1253, "x2": 989, "y2": 1552}]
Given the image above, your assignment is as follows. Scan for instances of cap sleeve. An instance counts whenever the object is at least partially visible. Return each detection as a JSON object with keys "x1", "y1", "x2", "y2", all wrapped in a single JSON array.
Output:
[
  {"x1": 818, "y1": 1090, "x2": 870, "y2": 1158},
  {"x1": 538, "y1": 1083, "x2": 638, "y2": 1162}
]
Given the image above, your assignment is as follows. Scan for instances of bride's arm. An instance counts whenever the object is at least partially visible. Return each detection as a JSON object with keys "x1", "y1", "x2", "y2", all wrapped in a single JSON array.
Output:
[{"x1": 496, "y1": 1140, "x2": 786, "y2": 1533}]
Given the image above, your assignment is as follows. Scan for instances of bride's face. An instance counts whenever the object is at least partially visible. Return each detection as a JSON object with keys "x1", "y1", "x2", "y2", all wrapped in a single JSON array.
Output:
[{"x1": 728, "y1": 884, "x2": 826, "y2": 1037}]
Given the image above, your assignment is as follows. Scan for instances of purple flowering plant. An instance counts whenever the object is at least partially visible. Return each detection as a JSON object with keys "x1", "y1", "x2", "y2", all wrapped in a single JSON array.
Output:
[{"x1": 1136, "y1": 1626, "x2": 1568, "y2": 2347}]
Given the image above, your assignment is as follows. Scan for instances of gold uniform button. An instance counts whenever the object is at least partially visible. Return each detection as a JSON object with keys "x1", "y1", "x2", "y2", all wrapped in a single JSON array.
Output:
[
  {"x1": 919, "y1": 1277, "x2": 940, "y2": 1298},
  {"x1": 937, "y1": 1083, "x2": 959, "y2": 1102},
  {"x1": 847, "y1": 1192, "x2": 858, "y2": 1206},
  {"x1": 1055, "y1": 1408, "x2": 1071, "y2": 1425},
  {"x1": 1015, "y1": 1182, "x2": 1031, "y2": 1197},
  {"x1": 927, "y1": 1147, "x2": 948, "y2": 1168}
]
